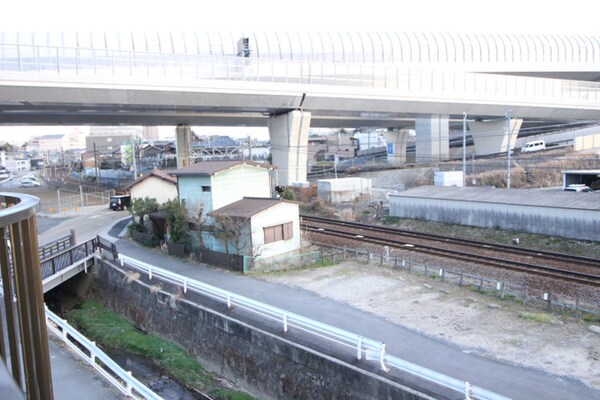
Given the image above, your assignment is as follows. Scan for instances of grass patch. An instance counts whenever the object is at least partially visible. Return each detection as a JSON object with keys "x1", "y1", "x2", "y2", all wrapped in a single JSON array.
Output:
[
  {"x1": 67, "y1": 300, "x2": 253, "y2": 399},
  {"x1": 519, "y1": 312, "x2": 552, "y2": 323},
  {"x1": 583, "y1": 314, "x2": 600, "y2": 323}
]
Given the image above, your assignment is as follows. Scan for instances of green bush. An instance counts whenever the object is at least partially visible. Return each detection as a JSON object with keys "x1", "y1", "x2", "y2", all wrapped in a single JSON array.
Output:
[{"x1": 282, "y1": 187, "x2": 295, "y2": 200}]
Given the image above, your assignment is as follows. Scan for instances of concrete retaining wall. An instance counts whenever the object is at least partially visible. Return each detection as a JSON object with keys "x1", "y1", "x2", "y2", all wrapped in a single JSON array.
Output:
[
  {"x1": 86, "y1": 260, "x2": 433, "y2": 400},
  {"x1": 390, "y1": 197, "x2": 599, "y2": 241}
]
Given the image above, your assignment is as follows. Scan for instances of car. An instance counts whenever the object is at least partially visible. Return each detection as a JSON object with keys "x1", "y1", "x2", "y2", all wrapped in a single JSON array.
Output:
[
  {"x1": 109, "y1": 195, "x2": 131, "y2": 211},
  {"x1": 563, "y1": 184, "x2": 593, "y2": 192},
  {"x1": 18, "y1": 178, "x2": 41, "y2": 188}
]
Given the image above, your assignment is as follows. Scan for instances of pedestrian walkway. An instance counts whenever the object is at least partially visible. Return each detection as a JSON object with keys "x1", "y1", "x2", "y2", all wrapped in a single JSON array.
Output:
[{"x1": 49, "y1": 337, "x2": 122, "y2": 400}]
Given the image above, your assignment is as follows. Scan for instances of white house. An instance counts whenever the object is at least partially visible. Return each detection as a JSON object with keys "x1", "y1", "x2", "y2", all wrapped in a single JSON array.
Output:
[
  {"x1": 124, "y1": 168, "x2": 178, "y2": 205},
  {"x1": 172, "y1": 160, "x2": 275, "y2": 217},
  {"x1": 4, "y1": 158, "x2": 30, "y2": 174},
  {"x1": 208, "y1": 197, "x2": 301, "y2": 258}
]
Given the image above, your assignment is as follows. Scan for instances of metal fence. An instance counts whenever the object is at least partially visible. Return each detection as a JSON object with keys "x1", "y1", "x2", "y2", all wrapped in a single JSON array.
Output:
[
  {"x1": 316, "y1": 242, "x2": 600, "y2": 317},
  {"x1": 39, "y1": 188, "x2": 114, "y2": 214},
  {"x1": 45, "y1": 307, "x2": 162, "y2": 400},
  {"x1": 117, "y1": 253, "x2": 508, "y2": 400},
  {"x1": 1, "y1": 43, "x2": 600, "y2": 108},
  {"x1": 39, "y1": 238, "x2": 97, "y2": 280},
  {"x1": 39, "y1": 233, "x2": 73, "y2": 260}
]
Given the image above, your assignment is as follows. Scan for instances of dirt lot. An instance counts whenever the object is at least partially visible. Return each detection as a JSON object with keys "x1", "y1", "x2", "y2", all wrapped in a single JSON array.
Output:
[{"x1": 259, "y1": 262, "x2": 600, "y2": 390}]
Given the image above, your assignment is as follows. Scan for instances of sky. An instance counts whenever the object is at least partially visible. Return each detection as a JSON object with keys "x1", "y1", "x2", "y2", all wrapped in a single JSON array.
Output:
[{"x1": 0, "y1": 0, "x2": 597, "y2": 143}]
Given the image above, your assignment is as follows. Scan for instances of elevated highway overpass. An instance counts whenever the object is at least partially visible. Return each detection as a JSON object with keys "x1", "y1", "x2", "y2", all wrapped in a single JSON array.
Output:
[{"x1": 1, "y1": 32, "x2": 600, "y2": 184}]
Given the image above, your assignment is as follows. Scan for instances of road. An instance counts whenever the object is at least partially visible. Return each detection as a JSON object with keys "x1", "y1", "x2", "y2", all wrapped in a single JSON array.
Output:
[{"x1": 40, "y1": 207, "x2": 600, "y2": 400}]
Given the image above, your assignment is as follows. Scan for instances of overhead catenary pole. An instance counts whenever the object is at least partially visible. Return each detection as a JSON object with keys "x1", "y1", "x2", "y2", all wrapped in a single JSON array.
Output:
[
  {"x1": 506, "y1": 109, "x2": 512, "y2": 189},
  {"x1": 462, "y1": 112, "x2": 467, "y2": 187}
]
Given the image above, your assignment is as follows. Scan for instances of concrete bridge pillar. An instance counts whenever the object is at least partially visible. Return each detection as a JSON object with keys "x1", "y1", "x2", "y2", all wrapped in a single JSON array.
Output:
[
  {"x1": 267, "y1": 110, "x2": 312, "y2": 186},
  {"x1": 469, "y1": 119, "x2": 523, "y2": 156},
  {"x1": 175, "y1": 124, "x2": 193, "y2": 168},
  {"x1": 384, "y1": 129, "x2": 412, "y2": 166},
  {"x1": 415, "y1": 115, "x2": 449, "y2": 163}
]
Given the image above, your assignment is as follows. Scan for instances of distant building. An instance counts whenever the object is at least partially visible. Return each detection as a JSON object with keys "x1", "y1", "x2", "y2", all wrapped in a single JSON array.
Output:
[
  {"x1": 86, "y1": 127, "x2": 142, "y2": 153},
  {"x1": 5, "y1": 157, "x2": 30, "y2": 174},
  {"x1": 27, "y1": 134, "x2": 64, "y2": 152},
  {"x1": 308, "y1": 132, "x2": 356, "y2": 163},
  {"x1": 142, "y1": 126, "x2": 160, "y2": 140}
]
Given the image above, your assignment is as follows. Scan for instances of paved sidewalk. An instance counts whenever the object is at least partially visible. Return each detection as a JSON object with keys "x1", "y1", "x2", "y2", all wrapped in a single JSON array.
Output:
[{"x1": 49, "y1": 337, "x2": 122, "y2": 400}]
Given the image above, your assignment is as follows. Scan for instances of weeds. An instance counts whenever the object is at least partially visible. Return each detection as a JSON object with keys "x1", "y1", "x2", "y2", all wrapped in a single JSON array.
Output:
[
  {"x1": 67, "y1": 300, "x2": 253, "y2": 399},
  {"x1": 519, "y1": 312, "x2": 552, "y2": 323}
]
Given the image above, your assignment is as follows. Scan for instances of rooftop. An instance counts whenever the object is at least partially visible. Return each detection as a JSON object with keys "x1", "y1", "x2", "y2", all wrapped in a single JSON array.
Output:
[
  {"x1": 124, "y1": 168, "x2": 177, "y2": 189},
  {"x1": 210, "y1": 197, "x2": 285, "y2": 218},
  {"x1": 390, "y1": 186, "x2": 600, "y2": 211},
  {"x1": 172, "y1": 160, "x2": 274, "y2": 176}
]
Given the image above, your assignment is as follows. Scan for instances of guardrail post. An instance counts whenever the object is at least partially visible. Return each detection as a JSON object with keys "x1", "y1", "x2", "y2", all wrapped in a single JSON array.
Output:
[
  {"x1": 356, "y1": 336, "x2": 363, "y2": 360},
  {"x1": 227, "y1": 294, "x2": 231, "y2": 310},
  {"x1": 379, "y1": 343, "x2": 390, "y2": 372},
  {"x1": 283, "y1": 313, "x2": 288, "y2": 333},
  {"x1": 90, "y1": 341, "x2": 97, "y2": 365},
  {"x1": 183, "y1": 279, "x2": 188, "y2": 294},
  {"x1": 464, "y1": 381, "x2": 472, "y2": 400},
  {"x1": 126, "y1": 371, "x2": 133, "y2": 396}
]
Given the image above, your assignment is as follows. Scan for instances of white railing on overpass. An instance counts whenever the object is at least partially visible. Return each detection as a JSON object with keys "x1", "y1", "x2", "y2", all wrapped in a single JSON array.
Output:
[
  {"x1": 117, "y1": 253, "x2": 510, "y2": 400},
  {"x1": 45, "y1": 307, "x2": 163, "y2": 400},
  {"x1": 1, "y1": 43, "x2": 599, "y2": 109}
]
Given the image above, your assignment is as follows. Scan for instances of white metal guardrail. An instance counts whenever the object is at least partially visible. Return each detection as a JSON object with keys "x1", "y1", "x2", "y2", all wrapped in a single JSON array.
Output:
[
  {"x1": 45, "y1": 307, "x2": 163, "y2": 400},
  {"x1": 117, "y1": 253, "x2": 510, "y2": 400},
  {"x1": 1, "y1": 43, "x2": 600, "y2": 108}
]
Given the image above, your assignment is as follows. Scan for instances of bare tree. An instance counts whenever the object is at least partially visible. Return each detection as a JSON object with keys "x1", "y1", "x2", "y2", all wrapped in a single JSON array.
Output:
[
  {"x1": 190, "y1": 204, "x2": 207, "y2": 249},
  {"x1": 211, "y1": 214, "x2": 250, "y2": 255}
]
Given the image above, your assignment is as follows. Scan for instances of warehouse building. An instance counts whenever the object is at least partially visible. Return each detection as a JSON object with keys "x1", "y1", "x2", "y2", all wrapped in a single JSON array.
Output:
[{"x1": 389, "y1": 186, "x2": 599, "y2": 241}]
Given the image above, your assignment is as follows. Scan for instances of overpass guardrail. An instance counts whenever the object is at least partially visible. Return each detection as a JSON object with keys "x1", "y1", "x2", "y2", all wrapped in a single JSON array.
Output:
[
  {"x1": 40, "y1": 237, "x2": 97, "y2": 280},
  {"x1": 1, "y1": 43, "x2": 599, "y2": 108},
  {"x1": 45, "y1": 307, "x2": 163, "y2": 400},
  {"x1": 117, "y1": 253, "x2": 510, "y2": 400}
]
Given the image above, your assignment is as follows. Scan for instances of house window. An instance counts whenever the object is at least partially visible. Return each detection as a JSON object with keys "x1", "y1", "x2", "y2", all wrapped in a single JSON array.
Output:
[
  {"x1": 202, "y1": 186, "x2": 211, "y2": 192},
  {"x1": 264, "y1": 222, "x2": 293, "y2": 244}
]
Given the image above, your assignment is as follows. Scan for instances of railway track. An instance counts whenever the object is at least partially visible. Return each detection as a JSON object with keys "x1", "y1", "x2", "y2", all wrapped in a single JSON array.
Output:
[{"x1": 301, "y1": 215, "x2": 600, "y2": 287}]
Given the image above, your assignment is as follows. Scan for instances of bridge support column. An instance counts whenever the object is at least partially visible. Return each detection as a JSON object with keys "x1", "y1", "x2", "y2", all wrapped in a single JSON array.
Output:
[
  {"x1": 415, "y1": 115, "x2": 449, "y2": 163},
  {"x1": 469, "y1": 119, "x2": 523, "y2": 156},
  {"x1": 384, "y1": 129, "x2": 411, "y2": 166},
  {"x1": 267, "y1": 110, "x2": 311, "y2": 186},
  {"x1": 175, "y1": 124, "x2": 193, "y2": 168}
]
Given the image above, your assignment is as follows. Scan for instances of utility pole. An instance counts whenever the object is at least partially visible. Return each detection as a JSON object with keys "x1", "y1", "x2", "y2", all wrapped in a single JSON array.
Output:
[
  {"x1": 93, "y1": 142, "x2": 99, "y2": 192},
  {"x1": 247, "y1": 135, "x2": 252, "y2": 161},
  {"x1": 506, "y1": 109, "x2": 512, "y2": 189},
  {"x1": 462, "y1": 112, "x2": 467, "y2": 187},
  {"x1": 132, "y1": 137, "x2": 138, "y2": 180}
]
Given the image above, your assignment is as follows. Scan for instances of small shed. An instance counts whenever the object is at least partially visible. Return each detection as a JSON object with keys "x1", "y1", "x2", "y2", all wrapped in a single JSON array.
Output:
[
  {"x1": 434, "y1": 171, "x2": 464, "y2": 187},
  {"x1": 562, "y1": 170, "x2": 600, "y2": 190},
  {"x1": 317, "y1": 177, "x2": 372, "y2": 203},
  {"x1": 207, "y1": 197, "x2": 300, "y2": 258},
  {"x1": 124, "y1": 168, "x2": 178, "y2": 205}
]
